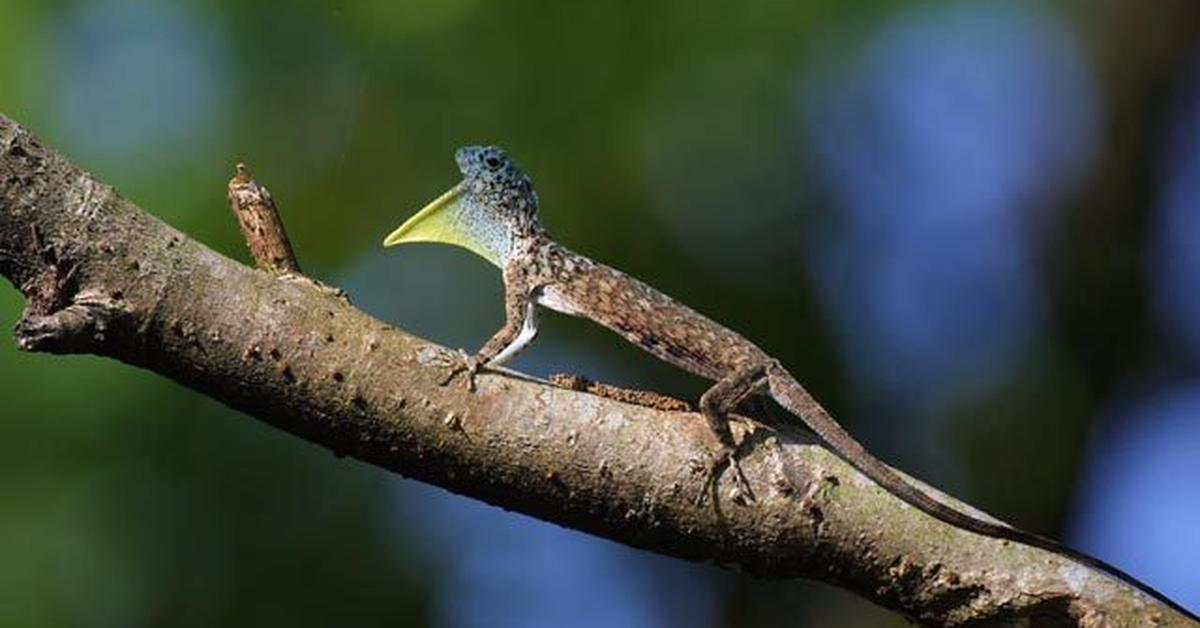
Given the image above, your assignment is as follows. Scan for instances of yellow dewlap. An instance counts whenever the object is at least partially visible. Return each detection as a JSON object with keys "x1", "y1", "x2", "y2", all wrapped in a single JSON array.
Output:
[{"x1": 383, "y1": 184, "x2": 507, "y2": 267}]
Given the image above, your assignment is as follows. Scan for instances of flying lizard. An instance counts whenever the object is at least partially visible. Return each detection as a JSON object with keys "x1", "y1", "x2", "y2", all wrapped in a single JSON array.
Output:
[{"x1": 383, "y1": 145, "x2": 1193, "y2": 617}]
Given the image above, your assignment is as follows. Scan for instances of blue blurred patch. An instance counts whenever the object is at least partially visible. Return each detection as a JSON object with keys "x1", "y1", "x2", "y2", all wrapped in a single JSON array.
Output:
[
  {"x1": 801, "y1": 1, "x2": 1098, "y2": 410},
  {"x1": 396, "y1": 481, "x2": 719, "y2": 628},
  {"x1": 49, "y1": 1, "x2": 230, "y2": 163},
  {"x1": 1151, "y1": 57, "x2": 1200, "y2": 364},
  {"x1": 1068, "y1": 385, "x2": 1200, "y2": 613}
]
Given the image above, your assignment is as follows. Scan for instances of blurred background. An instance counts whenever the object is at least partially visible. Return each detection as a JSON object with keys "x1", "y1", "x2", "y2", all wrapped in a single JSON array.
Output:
[{"x1": 1, "y1": 0, "x2": 1198, "y2": 625}]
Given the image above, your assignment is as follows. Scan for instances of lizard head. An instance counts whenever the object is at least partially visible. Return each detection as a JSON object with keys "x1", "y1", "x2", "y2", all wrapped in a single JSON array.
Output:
[{"x1": 383, "y1": 145, "x2": 543, "y2": 268}]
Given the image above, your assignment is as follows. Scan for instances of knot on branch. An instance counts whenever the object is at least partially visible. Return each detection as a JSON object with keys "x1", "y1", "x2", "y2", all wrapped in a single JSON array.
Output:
[
  {"x1": 227, "y1": 164, "x2": 300, "y2": 273},
  {"x1": 15, "y1": 289, "x2": 126, "y2": 354}
]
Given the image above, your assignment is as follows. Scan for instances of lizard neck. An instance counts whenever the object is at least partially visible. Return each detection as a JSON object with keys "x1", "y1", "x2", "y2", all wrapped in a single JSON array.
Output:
[{"x1": 501, "y1": 229, "x2": 554, "y2": 268}]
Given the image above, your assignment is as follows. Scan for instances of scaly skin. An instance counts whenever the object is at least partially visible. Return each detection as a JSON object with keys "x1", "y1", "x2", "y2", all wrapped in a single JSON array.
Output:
[{"x1": 384, "y1": 145, "x2": 1196, "y2": 620}]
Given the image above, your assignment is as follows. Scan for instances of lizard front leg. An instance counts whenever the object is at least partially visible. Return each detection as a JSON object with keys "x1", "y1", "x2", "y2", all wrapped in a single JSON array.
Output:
[
  {"x1": 439, "y1": 271, "x2": 538, "y2": 391},
  {"x1": 697, "y1": 361, "x2": 769, "y2": 505}
]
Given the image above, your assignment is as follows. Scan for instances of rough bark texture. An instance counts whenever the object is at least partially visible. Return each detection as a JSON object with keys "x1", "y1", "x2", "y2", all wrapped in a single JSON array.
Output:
[
  {"x1": 226, "y1": 163, "x2": 300, "y2": 273},
  {"x1": 0, "y1": 113, "x2": 1193, "y2": 627}
]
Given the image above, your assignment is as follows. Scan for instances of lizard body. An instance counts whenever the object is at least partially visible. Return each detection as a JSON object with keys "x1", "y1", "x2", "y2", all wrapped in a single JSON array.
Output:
[{"x1": 384, "y1": 145, "x2": 1194, "y2": 617}]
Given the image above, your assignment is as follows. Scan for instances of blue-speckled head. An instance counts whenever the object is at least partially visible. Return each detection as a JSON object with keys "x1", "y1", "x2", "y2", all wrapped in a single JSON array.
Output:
[
  {"x1": 383, "y1": 145, "x2": 543, "y2": 268},
  {"x1": 456, "y1": 146, "x2": 541, "y2": 229}
]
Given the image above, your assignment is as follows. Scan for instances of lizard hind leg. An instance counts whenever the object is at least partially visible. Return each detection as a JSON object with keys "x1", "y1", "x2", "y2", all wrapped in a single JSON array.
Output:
[{"x1": 695, "y1": 362, "x2": 769, "y2": 506}]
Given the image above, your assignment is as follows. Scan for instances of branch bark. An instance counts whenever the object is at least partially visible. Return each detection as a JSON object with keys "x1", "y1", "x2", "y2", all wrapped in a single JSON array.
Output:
[
  {"x1": 0, "y1": 113, "x2": 1191, "y2": 627},
  {"x1": 226, "y1": 163, "x2": 300, "y2": 273}
]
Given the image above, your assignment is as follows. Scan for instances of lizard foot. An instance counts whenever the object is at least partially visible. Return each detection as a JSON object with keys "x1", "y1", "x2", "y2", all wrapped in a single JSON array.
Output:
[
  {"x1": 421, "y1": 346, "x2": 481, "y2": 392},
  {"x1": 694, "y1": 446, "x2": 754, "y2": 507}
]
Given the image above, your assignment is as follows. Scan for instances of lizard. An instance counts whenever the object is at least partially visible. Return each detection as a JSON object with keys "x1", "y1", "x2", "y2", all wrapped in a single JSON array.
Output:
[{"x1": 383, "y1": 145, "x2": 1195, "y2": 618}]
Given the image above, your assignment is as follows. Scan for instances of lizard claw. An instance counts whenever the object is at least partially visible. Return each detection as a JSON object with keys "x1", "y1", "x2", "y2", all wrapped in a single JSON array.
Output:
[
  {"x1": 450, "y1": 350, "x2": 482, "y2": 392},
  {"x1": 695, "y1": 446, "x2": 754, "y2": 507},
  {"x1": 422, "y1": 346, "x2": 481, "y2": 392},
  {"x1": 726, "y1": 453, "x2": 754, "y2": 504}
]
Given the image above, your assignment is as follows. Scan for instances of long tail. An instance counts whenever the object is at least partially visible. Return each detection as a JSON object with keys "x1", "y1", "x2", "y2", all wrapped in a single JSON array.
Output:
[{"x1": 765, "y1": 365, "x2": 1197, "y2": 620}]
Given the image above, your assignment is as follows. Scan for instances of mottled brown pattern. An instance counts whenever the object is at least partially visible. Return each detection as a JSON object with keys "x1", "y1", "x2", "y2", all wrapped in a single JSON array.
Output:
[
  {"x1": 548, "y1": 373, "x2": 693, "y2": 412},
  {"x1": 434, "y1": 145, "x2": 1189, "y2": 614},
  {"x1": 534, "y1": 241, "x2": 768, "y2": 381}
]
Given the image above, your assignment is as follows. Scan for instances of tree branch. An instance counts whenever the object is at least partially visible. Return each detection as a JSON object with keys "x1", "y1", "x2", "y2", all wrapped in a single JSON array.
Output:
[
  {"x1": 0, "y1": 113, "x2": 1191, "y2": 626},
  {"x1": 226, "y1": 163, "x2": 300, "y2": 273}
]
